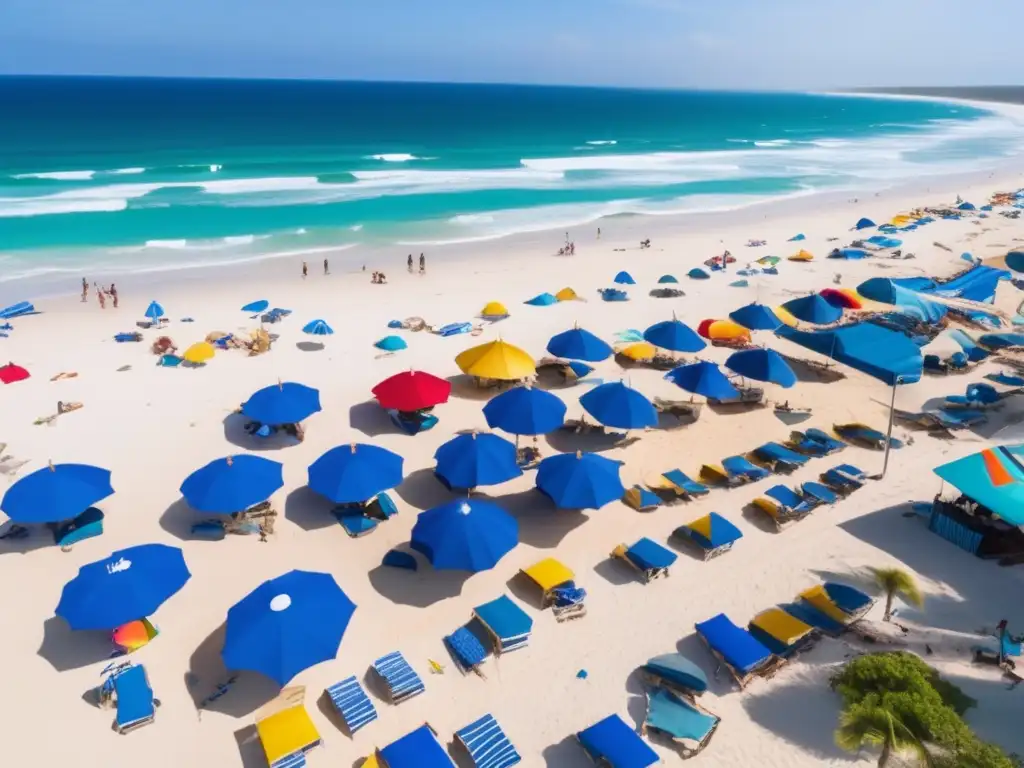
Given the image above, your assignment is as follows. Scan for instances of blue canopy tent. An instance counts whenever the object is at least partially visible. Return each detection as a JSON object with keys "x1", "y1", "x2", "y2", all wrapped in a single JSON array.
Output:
[
  {"x1": 781, "y1": 294, "x2": 843, "y2": 325},
  {"x1": 536, "y1": 451, "x2": 625, "y2": 510},
  {"x1": 483, "y1": 385, "x2": 566, "y2": 437},
  {"x1": 958, "y1": 202, "x2": 976, "y2": 211},
  {"x1": 308, "y1": 443, "x2": 404, "y2": 504},
  {"x1": 613, "y1": 271, "x2": 636, "y2": 285},
  {"x1": 525, "y1": 292, "x2": 557, "y2": 306},
  {"x1": 643, "y1": 316, "x2": 707, "y2": 352},
  {"x1": 729, "y1": 302, "x2": 782, "y2": 331},
  {"x1": 934, "y1": 445, "x2": 1024, "y2": 527},
  {"x1": 434, "y1": 432, "x2": 522, "y2": 490},
  {"x1": 857, "y1": 278, "x2": 947, "y2": 324},
  {"x1": 688, "y1": 268, "x2": 710, "y2": 280},
  {"x1": 375, "y1": 335, "x2": 408, "y2": 351},
  {"x1": 579, "y1": 381, "x2": 657, "y2": 429},
  {"x1": 241, "y1": 382, "x2": 321, "y2": 426},
  {"x1": 180, "y1": 455, "x2": 284, "y2": 514},
  {"x1": 546, "y1": 327, "x2": 613, "y2": 362},
  {"x1": 664, "y1": 361, "x2": 739, "y2": 400},
  {"x1": 411, "y1": 499, "x2": 518, "y2": 572},
  {"x1": 854, "y1": 217, "x2": 876, "y2": 230},
  {"x1": 725, "y1": 348, "x2": 796, "y2": 387}
]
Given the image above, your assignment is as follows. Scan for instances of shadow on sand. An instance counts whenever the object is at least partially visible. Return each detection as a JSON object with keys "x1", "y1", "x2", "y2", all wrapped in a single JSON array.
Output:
[
  {"x1": 348, "y1": 401, "x2": 400, "y2": 438},
  {"x1": 159, "y1": 497, "x2": 201, "y2": 541},
  {"x1": 185, "y1": 623, "x2": 279, "y2": 718},
  {"x1": 284, "y1": 486, "x2": 335, "y2": 532},
  {"x1": 38, "y1": 616, "x2": 113, "y2": 672},
  {"x1": 393, "y1": 467, "x2": 451, "y2": 512},
  {"x1": 366, "y1": 562, "x2": 470, "y2": 608},
  {"x1": 222, "y1": 412, "x2": 297, "y2": 452},
  {"x1": 480, "y1": 488, "x2": 588, "y2": 549}
]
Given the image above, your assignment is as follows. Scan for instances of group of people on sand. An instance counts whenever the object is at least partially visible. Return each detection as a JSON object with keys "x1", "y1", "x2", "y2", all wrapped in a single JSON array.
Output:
[
  {"x1": 81, "y1": 278, "x2": 118, "y2": 308},
  {"x1": 406, "y1": 253, "x2": 426, "y2": 274}
]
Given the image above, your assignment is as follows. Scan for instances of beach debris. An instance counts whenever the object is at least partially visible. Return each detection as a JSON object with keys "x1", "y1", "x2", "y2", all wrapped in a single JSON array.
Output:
[
  {"x1": 50, "y1": 372, "x2": 78, "y2": 381},
  {"x1": 576, "y1": 669, "x2": 588, "y2": 679},
  {"x1": 34, "y1": 401, "x2": 84, "y2": 425},
  {"x1": 428, "y1": 660, "x2": 445, "y2": 675}
]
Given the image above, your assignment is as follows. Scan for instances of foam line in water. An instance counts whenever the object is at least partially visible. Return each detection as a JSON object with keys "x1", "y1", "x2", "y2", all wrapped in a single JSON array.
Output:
[
  {"x1": 11, "y1": 170, "x2": 96, "y2": 181},
  {"x1": 366, "y1": 153, "x2": 419, "y2": 162}
]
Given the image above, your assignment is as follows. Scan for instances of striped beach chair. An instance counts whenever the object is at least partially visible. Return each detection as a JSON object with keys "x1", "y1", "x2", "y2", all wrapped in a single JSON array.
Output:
[
  {"x1": 456, "y1": 714, "x2": 522, "y2": 768},
  {"x1": 372, "y1": 651, "x2": 425, "y2": 704},
  {"x1": 326, "y1": 676, "x2": 377, "y2": 733}
]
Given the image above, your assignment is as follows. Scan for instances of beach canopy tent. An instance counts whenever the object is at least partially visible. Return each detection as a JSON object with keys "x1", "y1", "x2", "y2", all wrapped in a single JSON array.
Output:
[
  {"x1": 776, "y1": 323, "x2": 922, "y2": 386},
  {"x1": 525, "y1": 292, "x2": 557, "y2": 306},
  {"x1": 729, "y1": 302, "x2": 782, "y2": 331},
  {"x1": 456, "y1": 340, "x2": 536, "y2": 381},
  {"x1": 577, "y1": 714, "x2": 660, "y2": 768},
  {"x1": 857, "y1": 278, "x2": 947, "y2": 324},
  {"x1": 617, "y1": 342, "x2": 656, "y2": 362},
  {"x1": 934, "y1": 445, "x2": 1024, "y2": 527},
  {"x1": 434, "y1": 432, "x2": 522, "y2": 489},
  {"x1": 242, "y1": 382, "x2": 321, "y2": 426},
  {"x1": 614, "y1": 271, "x2": 636, "y2": 285},
  {"x1": 854, "y1": 217, "x2": 876, "y2": 230},
  {"x1": 0, "y1": 363, "x2": 29, "y2": 384},
  {"x1": 144, "y1": 301, "x2": 165, "y2": 322},
  {"x1": 411, "y1": 499, "x2": 518, "y2": 572},
  {"x1": 242, "y1": 300, "x2": 269, "y2": 313},
  {"x1": 580, "y1": 381, "x2": 657, "y2": 429},
  {"x1": 56, "y1": 544, "x2": 190, "y2": 631},
  {"x1": 725, "y1": 348, "x2": 796, "y2": 387},
  {"x1": 375, "y1": 335, "x2": 407, "y2": 351},
  {"x1": 555, "y1": 287, "x2": 579, "y2": 301},
  {"x1": 536, "y1": 451, "x2": 625, "y2": 510},
  {"x1": 484, "y1": 385, "x2": 566, "y2": 436},
  {"x1": 372, "y1": 370, "x2": 450, "y2": 411},
  {"x1": 688, "y1": 268, "x2": 710, "y2": 279},
  {"x1": 658, "y1": 274, "x2": 679, "y2": 284},
  {"x1": 223, "y1": 570, "x2": 356, "y2": 686},
  {"x1": 180, "y1": 455, "x2": 284, "y2": 514},
  {"x1": 958, "y1": 202, "x2": 976, "y2": 211},
  {"x1": 480, "y1": 301, "x2": 509, "y2": 319},
  {"x1": 788, "y1": 233, "x2": 806, "y2": 241},
  {"x1": 1, "y1": 462, "x2": 113, "y2": 524},
  {"x1": 665, "y1": 361, "x2": 739, "y2": 400},
  {"x1": 781, "y1": 294, "x2": 843, "y2": 325},
  {"x1": 302, "y1": 319, "x2": 334, "y2": 336},
  {"x1": 307, "y1": 444, "x2": 404, "y2": 504},
  {"x1": 1006, "y1": 252, "x2": 1024, "y2": 274},
  {"x1": 643, "y1": 316, "x2": 707, "y2": 352},
  {"x1": 546, "y1": 327, "x2": 613, "y2": 362},
  {"x1": 697, "y1": 319, "x2": 752, "y2": 344}
]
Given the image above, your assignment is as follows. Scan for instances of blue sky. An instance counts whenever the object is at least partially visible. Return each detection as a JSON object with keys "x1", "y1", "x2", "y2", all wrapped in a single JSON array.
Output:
[{"x1": 0, "y1": 0, "x2": 1018, "y2": 89}]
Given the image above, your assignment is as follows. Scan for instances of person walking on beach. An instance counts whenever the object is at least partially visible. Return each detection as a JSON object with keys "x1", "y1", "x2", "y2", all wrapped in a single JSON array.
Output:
[
  {"x1": 301, "y1": 261, "x2": 308, "y2": 279},
  {"x1": 323, "y1": 258, "x2": 329, "y2": 275},
  {"x1": 109, "y1": 283, "x2": 119, "y2": 308},
  {"x1": 407, "y1": 254, "x2": 413, "y2": 273},
  {"x1": 419, "y1": 253, "x2": 426, "y2": 275},
  {"x1": 81, "y1": 278, "x2": 88, "y2": 303},
  {"x1": 97, "y1": 286, "x2": 106, "y2": 309}
]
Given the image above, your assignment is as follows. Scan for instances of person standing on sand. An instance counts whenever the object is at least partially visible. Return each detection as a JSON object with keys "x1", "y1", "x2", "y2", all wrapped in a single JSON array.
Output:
[
  {"x1": 109, "y1": 283, "x2": 119, "y2": 309},
  {"x1": 419, "y1": 253, "x2": 426, "y2": 274},
  {"x1": 407, "y1": 254, "x2": 413, "y2": 273},
  {"x1": 323, "y1": 258, "x2": 329, "y2": 275},
  {"x1": 97, "y1": 287, "x2": 106, "y2": 309},
  {"x1": 301, "y1": 261, "x2": 308, "y2": 279},
  {"x1": 597, "y1": 227, "x2": 601, "y2": 240},
  {"x1": 81, "y1": 278, "x2": 88, "y2": 303}
]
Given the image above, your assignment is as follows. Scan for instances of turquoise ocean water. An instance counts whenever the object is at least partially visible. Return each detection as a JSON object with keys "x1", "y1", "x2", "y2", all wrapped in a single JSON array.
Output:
[{"x1": 1, "y1": 77, "x2": 1022, "y2": 287}]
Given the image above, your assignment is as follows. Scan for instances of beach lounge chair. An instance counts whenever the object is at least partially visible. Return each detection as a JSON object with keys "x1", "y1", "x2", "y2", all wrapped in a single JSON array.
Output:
[
  {"x1": 720, "y1": 455, "x2": 770, "y2": 483},
  {"x1": 624, "y1": 485, "x2": 661, "y2": 511},
  {"x1": 799, "y1": 583, "x2": 875, "y2": 623},
  {"x1": 752, "y1": 442, "x2": 809, "y2": 472},
  {"x1": 708, "y1": 385, "x2": 764, "y2": 406},
  {"x1": 473, "y1": 596, "x2": 533, "y2": 653},
  {"x1": 699, "y1": 463, "x2": 738, "y2": 488},
  {"x1": 333, "y1": 508, "x2": 379, "y2": 537},
  {"x1": 326, "y1": 676, "x2": 378, "y2": 734},
  {"x1": 51, "y1": 506, "x2": 104, "y2": 551},
  {"x1": 521, "y1": 558, "x2": 587, "y2": 620},
  {"x1": 748, "y1": 609, "x2": 819, "y2": 658},
  {"x1": 895, "y1": 408, "x2": 987, "y2": 431},
  {"x1": 662, "y1": 469, "x2": 710, "y2": 498},
  {"x1": 255, "y1": 686, "x2": 322, "y2": 768},
  {"x1": 790, "y1": 428, "x2": 846, "y2": 456},
  {"x1": 611, "y1": 537, "x2": 677, "y2": 583},
  {"x1": 672, "y1": 512, "x2": 742, "y2": 560},
  {"x1": 820, "y1": 464, "x2": 867, "y2": 493},
  {"x1": 455, "y1": 714, "x2": 522, "y2": 768},
  {"x1": 833, "y1": 423, "x2": 903, "y2": 450},
  {"x1": 800, "y1": 481, "x2": 838, "y2": 505},
  {"x1": 638, "y1": 653, "x2": 709, "y2": 697},
  {"x1": 576, "y1": 714, "x2": 660, "y2": 768},
  {"x1": 778, "y1": 601, "x2": 847, "y2": 637},
  {"x1": 377, "y1": 724, "x2": 455, "y2": 768},
  {"x1": 653, "y1": 397, "x2": 702, "y2": 421},
  {"x1": 642, "y1": 687, "x2": 720, "y2": 759},
  {"x1": 695, "y1": 613, "x2": 784, "y2": 689},
  {"x1": 102, "y1": 663, "x2": 155, "y2": 734},
  {"x1": 445, "y1": 626, "x2": 489, "y2": 676},
  {"x1": 389, "y1": 409, "x2": 439, "y2": 435},
  {"x1": 372, "y1": 652, "x2": 425, "y2": 704},
  {"x1": 752, "y1": 485, "x2": 816, "y2": 529}
]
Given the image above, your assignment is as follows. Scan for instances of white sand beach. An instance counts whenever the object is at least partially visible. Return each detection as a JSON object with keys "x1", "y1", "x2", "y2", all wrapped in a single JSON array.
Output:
[{"x1": 4, "y1": 161, "x2": 1024, "y2": 768}]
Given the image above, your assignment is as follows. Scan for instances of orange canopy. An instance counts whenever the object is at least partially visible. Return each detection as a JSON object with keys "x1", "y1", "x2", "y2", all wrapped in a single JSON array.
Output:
[{"x1": 698, "y1": 319, "x2": 752, "y2": 342}]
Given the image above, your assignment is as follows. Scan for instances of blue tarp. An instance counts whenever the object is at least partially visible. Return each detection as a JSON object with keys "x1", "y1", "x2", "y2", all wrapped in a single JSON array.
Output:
[
  {"x1": 695, "y1": 614, "x2": 772, "y2": 674},
  {"x1": 776, "y1": 322, "x2": 923, "y2": 385},
  {"x1": 930, "y1": 264, "x2": 1011, "y2": 304},
  {"x1": 856, "y1": 278, "x2": 948, "y2": 324}
]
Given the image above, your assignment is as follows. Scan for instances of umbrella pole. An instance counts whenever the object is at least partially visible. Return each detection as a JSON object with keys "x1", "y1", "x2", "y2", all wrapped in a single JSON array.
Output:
[{"x1": 880, "y1": 378, "x2": 899, "y2": 478}]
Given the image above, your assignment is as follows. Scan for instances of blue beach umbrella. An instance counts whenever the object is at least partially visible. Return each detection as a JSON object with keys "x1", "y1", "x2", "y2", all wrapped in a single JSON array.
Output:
[
  {"x1": 411, "y1": 499, "x2": 518, "y2": 572},
  {"x1": 1006, "y1": 252, "x2": 1024, "y2": 273},
  {"x1": 1, "y1": 463, "x2": 113, "y2": 524},
  {"x1": 302, "y1": 319, "x2": 334, "y2": 336},
  {"x1": 180, "y1": 455, "x2": 283, "y2": 514},
  {"x1": 536, "y1": 451, "x2": 625, "y2": 510},
  {"x1": 725, "y1": 348, "x2": 797, "y2": 388},
  {"x1": 643, "y1": 316, "x2": 707, "y2": 353},
  {"x1": 788, "y1": 233, "x2": 806, "y2": 242},
  {"x1": 483, "y1": 385, "x2": 566, "y2": 435},
  {"x1": 854, "y1": 217, "x2": 876, "y2": 230},
  {"x1": 434, "y1": 432, "x2": 522, "y2": 490},
  {"x1": 781, "y1": 294, "x2": 843, "y2": 325},
  {"x1": 729, "y1": 302, "x2": 782, "y2": 331},
  {"x1": 144, "y1": 301, "x2": 165, "y2": 322},
  {"x1": 375, "y1": 335, "x2": 407, "y2": 351},
  {"x1": 222, "y1": 570, "x2": 356, "y2": 686},
  {"x1": 613, "y1": 271, "x2": 636, "y2": 285},
  {"x1": 665, "y1": 361, "x2": 739, "y2": 400},
  {"x1": 308, "y1": 443, "x2": 404, "y2": 504},
  {"x1": 580, "y1": 381, "x2": 657, "y2": 429},
  {"x1": 525, "y1": 292, "x2": 557, "y2": 306},
  {"x1": 56, "y1": 544, "x2": 191, "y2": 631},
  {"x1": 241, "y1": 382, "x2": 321, "y2": 425},
  {"x1": 546, "y1": 327, "x2": 613, "y2": 362},
  {"x1": 688, "y1": 268, "x2": 710, "y2": 280},
  {"x1": 657, "y1": 274, "x2": 679, "y2": 284},
  {"x1": 242, "y1": 300, "x2": 270, "y2": 314}
]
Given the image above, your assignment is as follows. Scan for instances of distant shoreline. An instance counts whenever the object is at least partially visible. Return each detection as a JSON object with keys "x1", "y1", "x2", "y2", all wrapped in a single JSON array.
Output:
[{"x1": 856, "y1": 86, "x2": 1024, "y2": 106}]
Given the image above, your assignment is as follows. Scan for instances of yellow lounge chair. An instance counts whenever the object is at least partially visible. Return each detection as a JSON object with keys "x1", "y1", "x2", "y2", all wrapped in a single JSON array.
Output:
[
  {"x1": 799, "y1": 585, "x2": 852, "y2": 623},
  {"x1": 749, "y1": 608, "x2": 818, "y2": 658},
  {"x1": 255, "y1": 686, "x2": 322, "y2": 768},
  {"x1": 522, "y1": 557, "x2": 586, "y2": 620}
]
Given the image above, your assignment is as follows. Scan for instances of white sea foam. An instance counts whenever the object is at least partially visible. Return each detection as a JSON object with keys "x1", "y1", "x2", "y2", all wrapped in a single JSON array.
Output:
[
  {"x1": 144, "y1": 239, "x2": 188, "y2": 249},
  {"x1": 12, "y1": 170, "x2": 96, "y2": 181},
  {"x1": 222, "y1": 234, "x2": 257, "y2": 245},
  {"x1": 0, "y1": 198, "x2": 128, "y2": 217},
  {"x1": 107, "y1": 167, "x2": 147, "y2": 175},
  {"x1": 366, "y1": 153, "x2": 419, "y2": 162},
  {"x1": 585, "y1": 140, "x2": 617, "y2": 146},
  {"x1": 753, "y1": 139, "x2": 792, "y2": 147},
  {"x1": 349, "y1": 224, "x2": 363, "y2": 231}
]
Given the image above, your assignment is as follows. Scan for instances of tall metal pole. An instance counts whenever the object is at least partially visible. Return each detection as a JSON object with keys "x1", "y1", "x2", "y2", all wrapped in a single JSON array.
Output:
[{"x1": 881, "y1": 376, "x2": 900, "y2": 478}]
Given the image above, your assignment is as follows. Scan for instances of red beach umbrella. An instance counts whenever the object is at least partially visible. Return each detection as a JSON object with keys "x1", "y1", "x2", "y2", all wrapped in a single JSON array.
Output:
[
  {"x1": 372, "y1": 370, "x2": 451, "y2": 412},
  {"x1": 819, "y1": 288, "x2": 863, "y2": 310},
  {"x1": 696, "y1": 319, "x2": 716, "y2": 339},
  {"x1": 0, "y1": 363, "x2": 29, "y2": 384}
]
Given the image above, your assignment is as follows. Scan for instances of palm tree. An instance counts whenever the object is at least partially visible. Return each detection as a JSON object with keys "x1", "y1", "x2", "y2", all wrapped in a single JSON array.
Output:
[
  {"x1": 870, "y1": 566, "x2": 923, "y2": 622},
  {"x1": 836, "y1": 701, "x2": 934, "y2": 767}
]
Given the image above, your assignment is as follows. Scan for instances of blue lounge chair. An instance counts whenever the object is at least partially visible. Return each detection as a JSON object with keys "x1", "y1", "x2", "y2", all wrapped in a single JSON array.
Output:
[
  {"x1": 372, "y1": 652, "x2": 425, "y2": 704},
  {"x1": 672, "y1": 512, "x2": 742, "y2": 560},
  {"x1": 445, "y1": 626, "x2": 489, "y2": 674},
  {"x1": 638, "y1": 653, "x2": 709, "y2": 696},
  {"x1": 111, "y1": 664, "x2": 156, "y2": 733},
  {"x1": 390, "y1": 410, "x2": 439, "y2": 435},
  {"x1": 748, "y1": 609, "x2": 819, "y2": 658},
  {"x1": 662, "y1": 469, "x2": 710, "y2": 497},
  {"x1": 695, "y1": 613, "x2": 782, "y2": 689},
  {"x1": 379, "y1": 724, "x2": 455, "y2": 767},
  {"x1": 577, "y1": 714, "x2": 660, "y2": 768},
  {"x1": 799, "y1": 428, "x2": 846, "y2": 455},
  {"x1": 820, "y1": 463, "x2": 867, "y2": 493},
  {"x1": 721, "y1": 455, "x2": 771, "y2": 483},
  {"x1": 834, "y1": 423, "x2": 903, "y2": 450},
  {"x1": 779, "y1": 601, "x2": 846, "y2": 637},
  {"x1": 332, "y1": 508, "x2": 379, "y2": 537},
  {"x1": 800, "y1": 482, "x2": 838, "y2": 505},
  {"x1": 753, "y1": 485, "x2": 815, "y2": 529},
  {"x1": 326, "y1": 676, "x2": 378, "y2": 734},
  {"x1": 824, "y1": 582, "x2": 874, "y2": 619},
  {"x1": 642, "y1": 687, "x2": 720, "y2": 758},
  {"x1": 623, "y1": 485, "x2": 661, "y2": 511},
  {"x1": 455, "y1": 714, "x2": 522, "y2": 768},
  {"x1": 51, "y1": 507, "x2": 104, "y2": 551},
  {"x1": 752, "y1": 442, "x2": 809, "y2": 472},
  {"x1": 612, "y1": 537, "x2": 677, "y2": 583},
  {"x1": 367, "y1": 491, "x2": 398, "y2": 519},
  {"x1": 473, "y1": 596, "x2": 533, "y2": 654}
]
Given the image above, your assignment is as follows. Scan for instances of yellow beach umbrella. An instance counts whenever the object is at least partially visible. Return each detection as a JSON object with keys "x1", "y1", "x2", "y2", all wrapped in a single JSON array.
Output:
[
  {"x1": 455, "y1": 339, "x2": 535, "y2": 380},
  {"x1": 555, "y1": 287, "x2": 578, "y2": 302},
  {"x1": 788, "y1": 249, "x2": 814, "y2": 262},
  {"x1": 617, "y1": 341, "x2": 657, "y2": 361},
  {"x1": 480, "y1": 301, "x2": 509, "y2": 319},
  {"x1": 183, "y1": 342, "x2": 215, "y2": 364},
  {"x1": 773, "y1": 306, "x2": 799, "y2": 328}
]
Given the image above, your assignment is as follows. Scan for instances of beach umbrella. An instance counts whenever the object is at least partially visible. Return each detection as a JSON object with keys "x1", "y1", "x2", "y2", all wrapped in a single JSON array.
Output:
[
  {"x1": 411, "y1": 499, "x2": 518, "y2": 572},
  {"x1": 697, "y1": 319, "x2": 752, "y2": 344},
  {"x1": 55, "y1": 544, "x2": 190, "y2": 631},
  {"x1": 613, "y1": 271, "x2": 635, "y2": 285},
  {"x1": 788, "y1": 233, "x2": 806, "y2": 242},
  {"x1": 372, "y1": 370, "x2": 450, "y2": 411},
  {"x1": 180, "y1": 455, "x2": 283, "y2": 514},
  {"x1": 643, "y1": 315, "x2": 706, "y2": 353},
  {"x1": 483, "y1": 385, "x2": 566, "y2": 435},
  {"x1": 456, "y1": 340, "x2": 536, "y2": 381},
  {"x1": 819, "y1": 288, "x2": 862, "y2": 310},
  {"x1": 657, "y1": 274, "x2": 679, "y2": 284},
  {"x1": 302, "y1": 319, "x2": 333, "y2": 337},
  {"x1": 616, "y1": 342, "x2": 656, "y2": 362},
  {"x1": 781, "y1": 294, "x2": 843, "y2": 325},
  {"x1": 580, "y1": 381, "x2": 657, "y2": 429},
  {"x1": 788, "y1": 250, "x2": 814, "y2": 262},
  {"x1": 665, "y1": 361, "x2": 739, "y2": 400},
  {"x1": 546, "y1": 327, "x2": 613, "y2": 362},
  {"x1": 687, "y1": 268, "x2": 710, "y2": 280},
  {"x1": 555, "y1": 287, "x2": 578, "y2": 301},
  {"x1": 375, "y1": 335, "x2": 407, "y2": 352},
  {"x1": 222, "y1": 570, "x2": 356, "y2": 686},
  {"x1": 308, "y1": 443, "x2": 404, "y2": 504},
  {"x1": 241, "y1": 382, "x2": 321, "y2": 425},
  {"x1": 480, "y1": 301, "x2": 509, "y2": 320},
  {"x1": 729, "y1": 302, "x2": 782, "y2": 331},
  {"x1": 725, "y1": 348, "x2": 797, "y2": 388},
  {"x1": 854, "y1": 217, "x2": 876, "y2": 230},
  {"x1": 1, "y1": 462, "x2": 113, "y2": 524},
  {"x1": 183, "y1": 342, "x2": 215, "y2": 364},
  {"x1": 536, "y1": 451, "x2": 625, "y2": 510},
  {"x1": 144, "y1": 300, "x2": 164, "y2": 322},
  {"x1": 525, "y1": 292, "x2": 557, "y2": 306},
  {"x1": 1006, "y1": 252, "x2": 1024, "y2": 273},
  {"x1": 0, "y1": 362, "x2": 29, "y2": 384},
  {"x1": 242, "y1": 300, "x2": 269, "y2": 314},
  {"x1": 434, "y1": 432, "x2": 522, "y2": 490}
]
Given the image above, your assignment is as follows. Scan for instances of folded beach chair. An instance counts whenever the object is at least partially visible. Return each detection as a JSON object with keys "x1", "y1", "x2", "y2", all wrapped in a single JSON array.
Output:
[
  {"x1": 653, "y1": 397, "x2": 702, "y2": 421},
  {"x1": 699, "y1": 463, "x2": 739, "y2": 488},
  {"x1": 611, "y1": 537, "x2": 677, "y2": 583},
  {"x1": 521, "y1": 558, "x2": 586, "y2": 620},
  {"x1": 473, "y1": 596, "x2": 533, "y2": 653},
  {"x1": 833, "y1": 423, "x2": 904, "y2": 450},
  {"x1": 108, "y1": 664, "x2": 156, "y2": 733},
  {"x1": 673, "y1": 512, "x2": 742, "y2": 560},
  {"x1": 800, "y1": 481, "x2": 838, "y2": 505},
  {"x1": 445, "y1": 626, "x2": 489, "y2": 675},
  {"x1": 326, "y1": 676, "x2": 378, "y2": 734},
  {"x1": 623, "y1": 485, "x2": 661, "y2": 511},
  {"x1": 455, "y1": 714, "x2": 522, "y2": 768},
  {"x1": 255, "y1": 686, "x2": 322, "y2": 768},
  {"x1": 576, "y1": 714, "x2": 660, "y2": 768},
  {"x1": 695, "y1": 613, "x2": 783, "y2": 689},
  {"x1": 638, "y1": 653, "x2": 709, "y2": 697},
  {"x1": 642, "y1": 687, "x2": 720, "y2": 759},
  {"x1": 820, "y1": 463, "x2": 867, "y2": 493},
  {"x1": 752, "y1": 442, "x2": 809, "y2": 472},
  {"x1": 752, "y1": 485, "x2": 816, "y2": 529},
  {"x1": 987, "y1": 372, "x2": 1024, "y2": 387},
  {"x1": 377, "y1": 723, "x2": 455, "y2": 768},
  {"x1": 721, "y1": 455, "x2": 771, "y2": 483},
  {"x1": 372, "y1": 652, "x2": 425, "y2": 704},
  {"x1": 748, "y1": 609, "x2": 819, "y2": 658}
]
